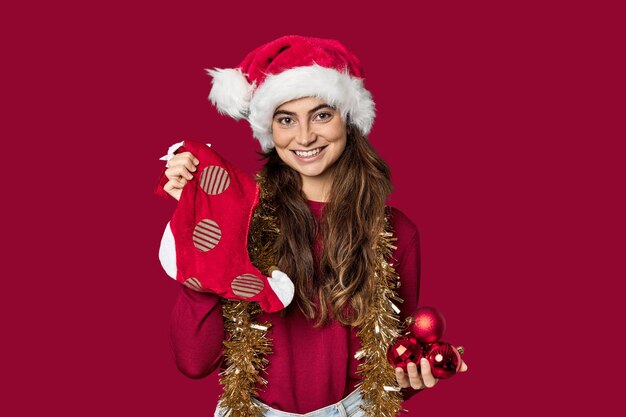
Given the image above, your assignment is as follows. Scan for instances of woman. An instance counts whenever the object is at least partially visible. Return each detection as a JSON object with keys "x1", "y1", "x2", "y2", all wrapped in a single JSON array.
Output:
[{"x1": 158, "y1": 36, "x2": 467, "y2": 417}]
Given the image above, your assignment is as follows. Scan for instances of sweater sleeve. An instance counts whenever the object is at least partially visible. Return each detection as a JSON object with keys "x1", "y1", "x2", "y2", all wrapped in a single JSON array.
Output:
[
  {"x1": 160, "y1": 142, "x2": 225, "y2": 378},
  {"x1": 394, "y1": 232, "x2": 425, "y2": 402},
  {"x1": 388, "y1": 207, "x2": 424, "y2": 402},
  {"x1": 169, "y1": 286, "x2": 226, "y2": 378},
  {"x1": 154, "y1": 166, "x2": 170, "y2": 199}
]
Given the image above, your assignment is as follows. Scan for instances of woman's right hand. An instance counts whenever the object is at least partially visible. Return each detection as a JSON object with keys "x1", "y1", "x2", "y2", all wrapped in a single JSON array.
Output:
[
  {"x1": 163, "y1": 152, "x2": 200, "y2": 201},
  {"x1": 395, "y1": 357, "x2": 468, "y2": 391}
]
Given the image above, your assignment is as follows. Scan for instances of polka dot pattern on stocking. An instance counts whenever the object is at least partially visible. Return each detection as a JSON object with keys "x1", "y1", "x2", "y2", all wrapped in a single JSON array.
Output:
[
  {"x1": 231, "y1": 274, "x2": 265, "y2": 298},
  {"x1": 183, "y1": 277, "x2": 205, "y2": 291},
  {"x1": 193, "y1": 219, "x2": 222, "y2": 252},
  {"x1": 200, "y1": 166, "x2": 230, "y2": 195}
]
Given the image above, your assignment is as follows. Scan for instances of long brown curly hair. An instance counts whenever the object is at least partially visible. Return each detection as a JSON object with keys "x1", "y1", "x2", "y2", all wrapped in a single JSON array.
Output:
[{"x1": 256, "y1": 125, "x2": 393, "y2": 327}]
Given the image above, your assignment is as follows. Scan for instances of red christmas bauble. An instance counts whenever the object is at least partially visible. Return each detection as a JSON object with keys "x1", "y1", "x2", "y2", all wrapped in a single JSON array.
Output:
[
  {"x1": 387, "y1": 335, "x2": 425, "y2": 372},
  {"x1": 425, "y1": 342, "x2": 462, "y2": 379},
  {"x1": 408, "y1": 306, "x2": 446, "y2": 343}
]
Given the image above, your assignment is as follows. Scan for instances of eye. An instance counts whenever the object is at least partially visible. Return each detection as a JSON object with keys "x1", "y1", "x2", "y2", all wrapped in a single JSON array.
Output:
[
  {"x1": 276, "y1": 116, "x2": 294, "y2": 126},
  {"x1": 314, "y1": 111, "x2": 333, "y2": 121}
]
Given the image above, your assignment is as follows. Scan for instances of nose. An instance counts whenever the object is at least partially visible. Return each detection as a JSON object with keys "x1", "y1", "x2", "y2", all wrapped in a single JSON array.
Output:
[{"x1": 295, "y1": 123, "x2": 316, "y2": 147}]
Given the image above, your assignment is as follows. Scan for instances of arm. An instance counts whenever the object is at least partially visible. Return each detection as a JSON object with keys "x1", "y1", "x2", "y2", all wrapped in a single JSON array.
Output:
[
  {"x1": 157, "y1": 142, "x2": 224, "y2": 377},
  {"x1": 392, "y1": 231, "x2": 423, "y2": 402},
  {"x1": 154, "y1": 166, "x2": 171, "y2": 199},
  {"x1": 395, "y1": 231, "x2": 420, "y2": 324},
  {"x1": 170, "y1": 286, "x2": 226, "y2": 379}
]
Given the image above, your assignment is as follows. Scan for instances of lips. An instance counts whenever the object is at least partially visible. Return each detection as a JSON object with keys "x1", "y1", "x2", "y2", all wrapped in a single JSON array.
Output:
[{"x1": 291, "y1": 146, "x2": 327, "y2": 156}]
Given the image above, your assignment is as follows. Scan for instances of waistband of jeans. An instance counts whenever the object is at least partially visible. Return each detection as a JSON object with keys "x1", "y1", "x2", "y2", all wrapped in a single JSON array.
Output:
[{"x1": 250, "y1": 386, "x2": 363, "y2": 417}]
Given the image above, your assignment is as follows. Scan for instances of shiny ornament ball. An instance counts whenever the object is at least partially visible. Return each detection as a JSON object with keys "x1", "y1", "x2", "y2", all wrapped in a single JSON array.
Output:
[
  {"x1": 387, "y1": 335, "x2": 425, "y2": 372},
  {"x1": 425, "y1": 342, "x2": 462, "y2": 379},
  {"x1": 409, "y1": 306, "x2": 446, "y2": 343}
]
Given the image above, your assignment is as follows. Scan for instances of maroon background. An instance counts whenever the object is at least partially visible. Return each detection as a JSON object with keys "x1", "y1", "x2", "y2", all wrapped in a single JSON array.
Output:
[{"x1": 3, "y1": 1, "x2": 624, "y2": 416}]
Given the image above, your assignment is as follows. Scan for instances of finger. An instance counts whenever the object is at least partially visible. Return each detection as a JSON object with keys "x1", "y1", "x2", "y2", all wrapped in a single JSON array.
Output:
[
  {"x1": 173, "y1": 177, "x2": 188, "y2": 187},
  {"x1": 395, "y1": 367, "x2": 410, "y2": 388},
  {"x1": 169, "y1": 188, "x2": 181, "y2": 201},
  {"x1": 176, "y1": 165, "x2": 194, "y2": 180},
  {"x1": 166, "y1": 152, "x2": 196, "y2": 169},
  {"x1": 166, "y1": 165, "x2": 194, "y2": 181},
  {"x1": 420, "y1": 358, "x2": 438, "y2": 388},
  {"x1": 165, "y1": 177, "x2": 186, "y2": 191},
  {"x1": 178, "y1": 152, "x2": 199, "y2": 164},
  {"x1": 172, "y1": 151, "x2": 195, "y2": 161},
  {"x1": 407, "y1": 362, "x2": 425, "y2": 390},
  {"x1": 163, "y1": 182, "x2": 182, "y2": 201},
  {"x1": 459, "y1": 360, "x2": 468, "y2": 372},
  {"x1": 164, "y1": 166, "x2": 180, "y2": 180},
  {"x1": 173, "y1": 154, "x2": 198, "y2": 174},
  {"x1": 165, "y1": 154, "x2": 185, "y2": 169},
  {"x1": 183, "y1": 158, "x2": 197, "y2": 174},
  {"x1": 163, "y1": 181, "x2": 180, "y2": 193},
  {"x1": 173, "y1": 152, "x2": 200, "y2": 169}
]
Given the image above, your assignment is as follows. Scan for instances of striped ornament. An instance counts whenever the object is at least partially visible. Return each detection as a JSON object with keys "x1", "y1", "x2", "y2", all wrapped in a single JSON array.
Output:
[
  {"x1": 183, "y1": 277, "x2": 205, "y2": 292},
  {"x1": 231, "y1": 274, "x2": 265, "y2": 298},
  {"x1": 193, "y1": 219, "x2": 222, "y2": 252},
  {"x1": 200, "y1": 165, "x2": 231, "y2": 195}
]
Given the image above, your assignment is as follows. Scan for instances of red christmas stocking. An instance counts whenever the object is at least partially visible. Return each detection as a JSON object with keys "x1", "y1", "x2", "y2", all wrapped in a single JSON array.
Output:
[{"x1": 156, "y1": 140, "x2": 294, "y2": 313}]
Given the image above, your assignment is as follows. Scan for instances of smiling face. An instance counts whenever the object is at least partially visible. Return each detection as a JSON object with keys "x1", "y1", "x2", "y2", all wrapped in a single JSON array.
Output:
[{"x1": 271, "y1": 96, "x2": 348, "y2": 198}]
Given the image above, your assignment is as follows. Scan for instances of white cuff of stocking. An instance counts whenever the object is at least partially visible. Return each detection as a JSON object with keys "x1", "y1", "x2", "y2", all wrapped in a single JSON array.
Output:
[{"x1": 158, "y1": 141, "x2": 212, "y2": 167}]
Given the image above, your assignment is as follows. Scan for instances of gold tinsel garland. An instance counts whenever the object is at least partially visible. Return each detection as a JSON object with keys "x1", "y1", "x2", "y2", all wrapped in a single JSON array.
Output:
[
  {"x1": 216, "y1": 173, "x2": 408, "y2": 417},
  {"x1": 353, "y1": 221, "x2": 409, "y2": 417}
]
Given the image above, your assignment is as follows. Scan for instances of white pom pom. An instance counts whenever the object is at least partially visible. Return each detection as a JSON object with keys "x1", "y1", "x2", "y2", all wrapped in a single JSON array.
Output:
[{"x1": 205, "y1": 68, "x2": 254, "y2": 120}]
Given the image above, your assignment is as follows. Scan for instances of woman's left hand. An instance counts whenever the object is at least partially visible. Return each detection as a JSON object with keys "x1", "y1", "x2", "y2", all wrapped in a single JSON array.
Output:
[{"x1": 395, "y1": 358, "x2": 468, "y2": 390}]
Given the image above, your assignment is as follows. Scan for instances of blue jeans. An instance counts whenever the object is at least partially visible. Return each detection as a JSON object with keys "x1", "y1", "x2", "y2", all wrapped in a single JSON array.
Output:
[{"x1": 213, "y1": 387, "x2": 366, "y2": 417}]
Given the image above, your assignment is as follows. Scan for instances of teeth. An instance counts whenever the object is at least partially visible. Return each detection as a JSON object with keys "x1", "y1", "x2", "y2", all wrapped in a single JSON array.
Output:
[{"x1": 294, "y1": 148, "x2": 322, "y2": 157}]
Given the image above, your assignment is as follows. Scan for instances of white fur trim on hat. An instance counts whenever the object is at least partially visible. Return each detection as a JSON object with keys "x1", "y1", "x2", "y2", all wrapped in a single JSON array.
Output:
[
  {"x1": 206, "y1": 68, "x2": 255, "y2": 120},
  {"x1": 248, "y1": 65, "x2": 375, "y2": 152}
]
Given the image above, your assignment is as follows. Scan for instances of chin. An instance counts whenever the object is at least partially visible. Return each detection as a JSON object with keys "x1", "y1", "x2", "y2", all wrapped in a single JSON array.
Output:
[{"x1": 293, "y1": 166, "x2": 325, "y2": 178}]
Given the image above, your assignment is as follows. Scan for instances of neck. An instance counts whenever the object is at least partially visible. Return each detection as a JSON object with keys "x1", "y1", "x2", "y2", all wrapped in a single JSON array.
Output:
[{"x1": 300, "y1": 169, "x2": 334, "y2": 202}]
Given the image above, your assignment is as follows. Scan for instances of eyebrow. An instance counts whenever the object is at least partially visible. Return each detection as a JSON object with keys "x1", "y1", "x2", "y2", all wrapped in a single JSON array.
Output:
[{"x1": 273, "y1": 103, "x2": 334, "y2": 117}]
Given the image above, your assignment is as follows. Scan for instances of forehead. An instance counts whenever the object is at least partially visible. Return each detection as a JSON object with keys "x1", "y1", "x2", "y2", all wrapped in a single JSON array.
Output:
[{"x1": 275, "y1": 96, "x2": 328, "y2": 112}]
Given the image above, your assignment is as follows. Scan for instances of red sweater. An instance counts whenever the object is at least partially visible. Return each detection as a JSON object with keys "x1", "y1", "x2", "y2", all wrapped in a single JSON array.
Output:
[{"x1": 169, "y1": 200, "x2": 422, "y2": 413}]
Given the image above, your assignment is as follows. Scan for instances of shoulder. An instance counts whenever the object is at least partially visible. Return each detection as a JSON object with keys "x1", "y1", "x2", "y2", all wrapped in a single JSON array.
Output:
[
  {"x1": 386, "y1": 206, "x2": 420, "y2": 260},
  {"x1": 387, "y1": 206, "x2": 419, "y2": 242}
]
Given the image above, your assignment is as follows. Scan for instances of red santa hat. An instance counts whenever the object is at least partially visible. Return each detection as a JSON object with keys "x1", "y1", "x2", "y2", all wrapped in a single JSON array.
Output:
[{"x1": 205, "y1": 35, "x2": 375, "y2": 152}]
